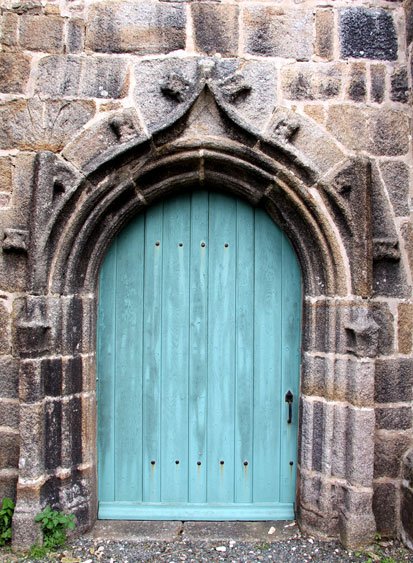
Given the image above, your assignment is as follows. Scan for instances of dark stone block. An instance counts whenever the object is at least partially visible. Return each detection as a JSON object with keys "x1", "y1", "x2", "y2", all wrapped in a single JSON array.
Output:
[
  {"x1": 347, "y1": 64, "x2": 366, "y2": 101},
  {"x1": 41, "y1": 475, "x2": 60, "y2": 508},
  {"x1": 42, "y1": 358, "x2": 63, "y2": 397},
  {"x1": 373, "y1": 258, "x2": 409, "y2": 298},
  {"x1": 69, "y1": 397, "x2": 82, "y2": 465},
  {"x1": 312, "y1": 401, "x2": 323, "y2": 472},
  {"x1": 373, "y1": 482, "x2": 397, "y2": 536},
  {"x1": 390, "y1": 66, "x2": 409, "y2": 103},
  {"x1": 64, "y1": 297, "x2": 83, "y2": 355},
  {"x1": 374, "y1": 433, "x2": 410, "y2": 478},
  {"x1": 375, "y1": 358, "x2": 412, "y2": 403},
  {"x1": 86, "y1": 1, "x2": 186, "y2": 55},
  {"x1": 380, "y1": 161, "x2": 410, "y2": 217},
  {"x1": 401, "y1": 486, "x2": 413, "y2": 546},
  {"x1": 45, "y1": 400, "x2": 62, "y2": 470},
  {"x1": 339, "y1": 8, "x2": 397, "y2": 61},
  {"x1": 0, "y1": 430, "x2": 19, "y2": 467},
  {"x1": 370, "y1": 65, "x2": 385, "y2": 103},
  {"x1": 0, "y1": 357, "x2": 19, "y2": 399},
  {"x1": 406, "y1": 1, "x2": 413, "y2": 46},
  {"x1": 67, "y1": 19, "x2": 85, "y2": 53},
  {"x1": 376, "y1": 407, "x2": 412, "y2": 430},
  {"x1": 192, "y1": 4, "x2": 239, "y2": 57},
  {"x1": 64, "y1": 356, "x2": 83, "y2": 396}
]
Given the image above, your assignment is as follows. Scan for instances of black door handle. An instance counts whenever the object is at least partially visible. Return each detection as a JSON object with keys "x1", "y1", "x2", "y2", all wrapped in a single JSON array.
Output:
[{"x1": 285, "y1": 390, "x2": 293, "y2": 424}]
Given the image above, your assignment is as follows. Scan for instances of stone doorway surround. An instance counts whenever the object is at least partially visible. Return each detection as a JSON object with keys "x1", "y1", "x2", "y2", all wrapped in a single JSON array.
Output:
[{"x1": 7, "y1": 58, "x2": 410, "y2": 549}]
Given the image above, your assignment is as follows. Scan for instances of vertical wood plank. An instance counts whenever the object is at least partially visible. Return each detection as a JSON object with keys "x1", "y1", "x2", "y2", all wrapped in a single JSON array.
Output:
[
  {"x1": 97, "y1": 239, "x2": 117, "y2": 502},
  {"x1": 161, "y1": 195, "x2": 191, "y2": 502},
  {"x1": 253, "y1": 208, "x2": 282, "y2": 503},
  {"x1": 207, "y1": 193, "x2": 236, "y2": 503},
  {"x1": 234, "y1": 199, "x2": 255, "y2": 503},
  {"x1": 279, "y1": 236, "x2": 301, "y2": 502},
  {"x1": 114, "y1": 218, "x2": 145, "y2": 501},
  {"x1": 188, "y1": 191, "x2": 209, "y2": 503},
  {"x1": 142, "y1": 204, "x2": 163, "y2": 502}
]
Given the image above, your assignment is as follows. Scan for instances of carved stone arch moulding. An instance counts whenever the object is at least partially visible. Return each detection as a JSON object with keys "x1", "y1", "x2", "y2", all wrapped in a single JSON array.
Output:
[{"x1": 13, "y1": 58, "x2": 380, "y2": 549}]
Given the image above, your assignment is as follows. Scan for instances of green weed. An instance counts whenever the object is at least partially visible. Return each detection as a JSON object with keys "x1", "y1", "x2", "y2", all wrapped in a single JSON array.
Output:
[{"x1": 0, "y1": 498, "x2": 15, "y2": 547}]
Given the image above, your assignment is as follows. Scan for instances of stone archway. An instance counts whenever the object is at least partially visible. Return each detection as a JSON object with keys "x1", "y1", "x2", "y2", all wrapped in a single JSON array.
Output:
[{"x1": 12, "y1": 62, "x2": 381, "y2": 549}]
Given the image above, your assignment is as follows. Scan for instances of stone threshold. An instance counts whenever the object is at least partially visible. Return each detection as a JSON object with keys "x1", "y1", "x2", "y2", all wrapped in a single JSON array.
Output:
[{"x1": 85, "y1": 520, "x2": 298, "y2": 543}]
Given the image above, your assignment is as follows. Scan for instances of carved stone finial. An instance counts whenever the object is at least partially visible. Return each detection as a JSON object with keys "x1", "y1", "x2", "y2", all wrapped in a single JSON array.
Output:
[
  {"x1": 161, "y1": 73, "x2": 191, "y2": 103},
  {"x1": 271, "y1": 113, "x2": 300, "y2": 143},
  {"x1": 218, "y1": 73, "x2": 252, "y2": 103},
  {"x1": 373, "y1": 238, "x2": 401, "y2": 261},
  {"x1": 345, "y1": 308, "x2": 380, "y2": 357},
  {"x1": 2, "y1": 229, "x2": 29, "y2": 253}
]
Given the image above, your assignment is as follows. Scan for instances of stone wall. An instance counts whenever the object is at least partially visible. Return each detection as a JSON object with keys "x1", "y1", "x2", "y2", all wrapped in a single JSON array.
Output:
[{"x1": 0, "y1": 0, "x2": 411, "y2": 550}]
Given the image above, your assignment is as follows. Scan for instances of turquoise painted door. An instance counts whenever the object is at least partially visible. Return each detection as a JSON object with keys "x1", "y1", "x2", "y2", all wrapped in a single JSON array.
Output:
[{"x1": 97, "y1": 191, "x2": 301, "y2": 520}]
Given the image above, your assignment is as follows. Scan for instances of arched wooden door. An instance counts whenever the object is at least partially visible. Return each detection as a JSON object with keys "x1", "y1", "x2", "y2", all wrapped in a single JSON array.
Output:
[{"x1": 97, "y1": 191, "x2": 301, "y2": 520}]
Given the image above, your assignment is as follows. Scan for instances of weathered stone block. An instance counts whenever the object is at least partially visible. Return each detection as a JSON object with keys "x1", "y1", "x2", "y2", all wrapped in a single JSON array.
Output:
[
  {"x1": 0, "y1": 357, "x2": 19, "y2": 399},
  {"x1": 192, "y1": 4, "x2": 238, "y2": 57},
  {"x1": 62, "y1": 108, "x2": 143, "y2": 172},
  {"x1": 0, "y1": 157, "x2": 12, "y2": 193},
  {"x1": 67, "y1": 18, "x2": 85, "y2": 53},
  {"x1": 0, "y1": 430, "x2": 19, "y2": 467},
  {"x1": 327, "y1": 106, "x2": 409, "y2": 155},
  {"x1": 0, "y1": 52, "x2": 31, "y2": 94},
  {"x1": 373, "y1": 482, "x2": 397, "y2": 536},
  {"x1": 375, "y1": 358, "x2": 413, "y2": 403},
  {"x1": 346, "y1": 407, "x2": 375, "y2": 487},
  {"x1": 19, "y1": 361, "x2": 43, "y2": 403},
  {"x1": 0, "y1": 299, "x2": 11, "y2": 355},
  {"x1": 370, "y1": 64, "x2": 385, "y2": 103},
  {"x1": 45, "y1": 399, "x2": 62, "y2": 470},
  {"x1": 391, "y1": 66, "x2": 409, "y2": 103},
  {"x1": 1, "y1": 12, "x2": 18, "y2": 47},
  {"x1": 62, "y1": 356, "x2": 83, "y2": 396},
  {"x1": 346, "y1": 360, "x2": 375, "y2": 408},
  {"x1": 379, "y1": 161, "x2": 410, "y2": 217},
  {"x1": 0, "y1": 471, "x2": 17, "y2": 502},
  {"x1": 315, "y1": 9, "x2": 333, "y2": 60},
  {"x1": 376, "y1": 407, "x2": 412, "y2": 431},
  {"x1": 401, "y1": 486, "x2": 413, "y2": 549},
  {"x1": 133, "y1": 58, "x2": 198, "y2": 132},
  {"x1": 0, "y1": 401, "x2": 19, "y2": 429},
  {"x1": 312, "y1": 401, "x2": 324, "y2": 472},
  {"x1": 401, "y1": 221, "x2": 413, "y2": 274},
  {"x1": 281, "y1": 63, "x2": 343, "y2": 101},
  {"x1": 86, "y1": 1, "x2": 186, "y2": 54},
  {"x1": 398, "y1": 303, "x2": 413, "y2": 354},
  {"x1": 374, "y1": 432, "x2": 411, "y2": 478},
  {"x1": 0, "y1": 98, "x2": 95, "y2": 151},
  {"x1": 347, "y1": 63, "x2": 366, "y2": 102},
  {"x1": 243, "y1": 8, "x2": 313, "y2": 60},
  {"x1": 407, "y1": 0, "x2": 413, "y2": 46},
  {"x1": 13, "y1": 296, "x2": 62, "y2": 358},
  {"x1": 19, "y1": 15, "x2": 64, "y2": 53},
  {"x1": 339, "y1": 8, "x2": 397, "y2": 61},
  {"x1": 35, "y1": 55, "x2": 128, "y2": 99},
  {"x1": 42, "y1": 358, "x2": 63, "y2": 398},
  {"x1": 369, "y1": 110, "x2": 410, "y2": 156}
]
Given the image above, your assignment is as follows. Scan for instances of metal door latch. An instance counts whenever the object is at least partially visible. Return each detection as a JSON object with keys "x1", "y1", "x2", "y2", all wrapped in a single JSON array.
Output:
[{"x1": 285, "y1": 390, "x2": 293, "y2": 424}]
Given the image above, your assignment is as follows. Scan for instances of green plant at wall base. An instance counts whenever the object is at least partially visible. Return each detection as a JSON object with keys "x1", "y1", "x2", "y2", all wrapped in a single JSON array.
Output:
[
  {"x1": 0, "y1": 497, "x2": 14, "y2": 546},
  {"x1": 34, "y1": 506, "x2": 75, "y2": 550}
]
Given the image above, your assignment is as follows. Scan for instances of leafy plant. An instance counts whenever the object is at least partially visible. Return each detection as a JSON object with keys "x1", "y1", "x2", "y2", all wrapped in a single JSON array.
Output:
[
  {"x1": 0, "y1": 497, "x2": 15, "y2": 546},
  {"x1": 34, "y1": 506, "x2": 75, "y2": 550}
]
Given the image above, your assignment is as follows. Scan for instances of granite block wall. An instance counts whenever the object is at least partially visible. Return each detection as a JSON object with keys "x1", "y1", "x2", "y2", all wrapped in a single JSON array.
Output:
[{"x1": 0, "y1": 0, "x2": 411, "y2": 550}]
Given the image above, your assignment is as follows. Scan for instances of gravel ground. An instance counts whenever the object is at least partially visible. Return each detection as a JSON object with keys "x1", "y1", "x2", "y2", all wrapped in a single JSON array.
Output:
[{"x1": 1, "y1": 533, "x2": 412, "y2": 563}]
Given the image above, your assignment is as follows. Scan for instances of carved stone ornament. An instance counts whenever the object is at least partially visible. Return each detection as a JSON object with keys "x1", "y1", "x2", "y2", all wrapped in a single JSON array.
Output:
[
  {"x1": 271, "y1": 112, "x2": 300, "y2": 142},
  {"x1": 161, "y1": 72, "x2": 192, "y2": 103},
  {"x1": 373, "y1": 237, "x2": 401, "y2": 261},
  {"x1": 345, "y1": 309, "x2": 380, "y2": 357},
  {"x1": 218, "y1": 73, "x2": 252, "y2": 102},
  {"x1": 2, "y1": 229, "x2": 29, "y2": 253}
]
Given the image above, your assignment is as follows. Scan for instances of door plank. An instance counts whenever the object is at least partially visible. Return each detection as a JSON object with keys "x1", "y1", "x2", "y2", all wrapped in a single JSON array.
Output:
[
  {"x1": 142, "y1": 204, "x2": 164, "y2": 502},
  {"x1": 207, "y1": 193, "x2": 236, "y2": 503},
  {"x1": 114, "y1": 218, "x2": 145, "y2": 501},
  {"x1": 253, "y1": 208, "x2": 283, "y2": 503},
  {"x1": 161, "y1": 195, "x2": 191, "y2": 502},
  {"x1": 188, "y1": 191, "x2": 209, "y2": 503}
]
